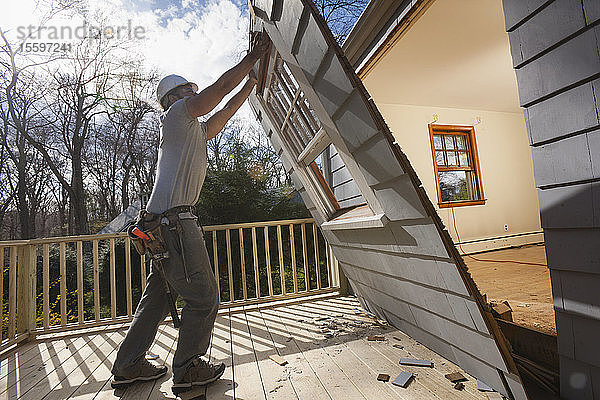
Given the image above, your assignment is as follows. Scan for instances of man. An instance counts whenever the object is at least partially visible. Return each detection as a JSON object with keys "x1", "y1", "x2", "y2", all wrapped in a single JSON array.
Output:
[{"x1": 111, "y1": 33, "x2": 269, "y2": 393}]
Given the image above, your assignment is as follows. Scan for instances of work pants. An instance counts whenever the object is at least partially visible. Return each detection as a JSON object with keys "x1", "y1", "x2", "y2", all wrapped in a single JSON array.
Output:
[{"x1": 112, "y1": 217, "x2": 219, "y2": 382}]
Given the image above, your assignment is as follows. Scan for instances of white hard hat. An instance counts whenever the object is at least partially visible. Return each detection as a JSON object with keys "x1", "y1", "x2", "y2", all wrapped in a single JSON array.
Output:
[{"x1": 156, "y1": 74, "x2": 198, "y2": 103}]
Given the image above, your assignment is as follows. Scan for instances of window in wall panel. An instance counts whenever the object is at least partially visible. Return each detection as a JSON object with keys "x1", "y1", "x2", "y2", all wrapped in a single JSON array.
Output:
[
  {"x1": 311, "y1": 144, "x2": 366, "y2": 212},
  {"x1": 262, "y1": 50, "x2": 368, "y2": 218},
  {"x1": 429, "y1": 124, "x2": 485, "y2": 207}
]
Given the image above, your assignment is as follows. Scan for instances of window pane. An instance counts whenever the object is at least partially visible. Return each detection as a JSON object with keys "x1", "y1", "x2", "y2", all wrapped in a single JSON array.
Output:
[
  {"x1": 444, "y1": 135, "x2": 455, "y2": 150},
  {"x1": 433, "y1": 135, "x2": 443, "y2": 150},
  {"x1": 439, "y1": 171, "x2": 471, "y2": 202},
  {"x1": 281, "y1": 60, "x2": 299, "y2": 92},
  {"x1": 458, "y1": 151, "x2": 469, "y2": 167},
  {"x1": 456, "y1": 135, "x2": 467, "y2": 150},
  {"x1": 290, "y1": 113, "x2": 311, "y2": 146},
  {"x1": 267, "y1": 93, "x2": 285, "y2": 128},
  {"x1": 435, "y1": 151, "x2": 445, "y2": 166},
  {"x1": 298, "y1": 95, "x2": 320, "y2": 132},
  {"x1": 446, "y1": 151, "x2": 458, "y2": 166}
]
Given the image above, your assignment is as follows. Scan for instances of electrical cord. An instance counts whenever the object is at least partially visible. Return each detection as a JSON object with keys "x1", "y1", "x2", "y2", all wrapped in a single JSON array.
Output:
[{"x1": 450, "y1": 207, "x2": 547, "y2": 267}]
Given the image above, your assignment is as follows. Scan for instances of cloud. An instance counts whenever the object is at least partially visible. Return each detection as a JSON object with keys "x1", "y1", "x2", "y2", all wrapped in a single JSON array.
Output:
[{"x1": 1, "y1": 0, "x2": 258, "y2": 121}]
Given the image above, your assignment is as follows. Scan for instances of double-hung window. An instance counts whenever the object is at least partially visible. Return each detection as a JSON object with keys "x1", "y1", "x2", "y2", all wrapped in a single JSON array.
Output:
[
  {"x1": 429, "y1": 124, "x2": 485, "y2": 208},
  {"x1": 260, "y1": 52, "x2": 366, "y2": 218}
]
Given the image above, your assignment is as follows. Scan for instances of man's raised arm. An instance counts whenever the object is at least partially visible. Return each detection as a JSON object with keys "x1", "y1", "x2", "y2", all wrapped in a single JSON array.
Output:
[
  {"x1": 205, "y1": 72, "x2": 258, "y2": 140},
  {"x1": 185, "y1": 33, "x2": 269, "y2": 118}
]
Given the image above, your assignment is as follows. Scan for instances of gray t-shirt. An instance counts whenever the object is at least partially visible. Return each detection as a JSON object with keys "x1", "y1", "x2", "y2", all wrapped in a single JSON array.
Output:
[{"x1": 146, "y1": 98, "x2": 207, "y2": 214}]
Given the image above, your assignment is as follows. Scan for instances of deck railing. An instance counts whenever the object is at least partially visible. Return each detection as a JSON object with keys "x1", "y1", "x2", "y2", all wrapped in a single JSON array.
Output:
[{"x1": 0, "y1": 218, "x2": 339, "y2": 352}]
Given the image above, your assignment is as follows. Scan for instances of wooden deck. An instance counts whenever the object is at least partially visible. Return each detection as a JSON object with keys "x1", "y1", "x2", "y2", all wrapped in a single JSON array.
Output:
[{"x1": 1, "y1": 296, "x2": 491, "y2": 400}]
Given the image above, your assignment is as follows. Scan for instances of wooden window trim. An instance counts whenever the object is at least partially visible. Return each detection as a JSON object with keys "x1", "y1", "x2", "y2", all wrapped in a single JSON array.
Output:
[
  {"x1": 428, "y1": 124, "x2": 485, "y2": 208},
  {"x1": 309, "y1": 161, "x2": 341, "y2": 214}
]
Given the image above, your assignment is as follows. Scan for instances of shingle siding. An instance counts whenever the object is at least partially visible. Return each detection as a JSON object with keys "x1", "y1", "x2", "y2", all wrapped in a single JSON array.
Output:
[{"x1": 503, "y1": 0, "x2": 600, "y2": 398}]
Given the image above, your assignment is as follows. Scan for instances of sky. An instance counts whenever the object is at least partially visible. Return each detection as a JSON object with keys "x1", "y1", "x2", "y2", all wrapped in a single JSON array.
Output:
[{"x1": 1, "y1": 0, "x2": 255, "y2": 118}]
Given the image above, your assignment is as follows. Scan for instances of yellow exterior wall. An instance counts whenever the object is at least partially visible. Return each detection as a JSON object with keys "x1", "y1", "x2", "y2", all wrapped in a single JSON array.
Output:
[{"x1": 359, "y1": 0, "x2": 542, "y2": 253}]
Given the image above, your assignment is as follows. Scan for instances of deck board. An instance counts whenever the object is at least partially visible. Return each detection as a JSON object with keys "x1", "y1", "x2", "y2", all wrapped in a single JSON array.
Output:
[{"x1": 1, "y1": 297, "x2": 491, "y2": 399}]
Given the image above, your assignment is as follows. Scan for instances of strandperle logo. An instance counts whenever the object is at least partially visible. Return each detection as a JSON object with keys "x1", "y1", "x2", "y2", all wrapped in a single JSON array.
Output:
[{"x1": 16, "y1": 20, "x2": 146, "y2": 41}]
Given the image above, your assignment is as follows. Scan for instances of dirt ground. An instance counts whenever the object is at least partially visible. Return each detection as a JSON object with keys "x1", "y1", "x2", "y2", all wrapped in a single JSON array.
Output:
[{"x1": 463, "y1": 243, "x2": 556, "y2": 335}]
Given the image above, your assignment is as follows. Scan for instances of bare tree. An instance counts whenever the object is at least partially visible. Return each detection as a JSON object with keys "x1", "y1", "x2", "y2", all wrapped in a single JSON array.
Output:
[
  {"x1": 314, "y1": 0, "x2": 369, "y2": 43},
  {"x1": 0, "y1": 53, "x2": 58, "y2": 239}
]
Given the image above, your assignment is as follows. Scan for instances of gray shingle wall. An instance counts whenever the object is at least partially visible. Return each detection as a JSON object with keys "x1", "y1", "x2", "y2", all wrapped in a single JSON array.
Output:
[
  {"x1": 249, "y1": 0, "x2": 528, "y2": 397},
  {"x1": 502, "y1": 0, "x2": 600, "y2": 398}
]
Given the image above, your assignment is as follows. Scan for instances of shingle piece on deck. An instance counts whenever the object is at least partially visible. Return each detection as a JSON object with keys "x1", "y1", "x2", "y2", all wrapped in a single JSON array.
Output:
[
  {"x1": 445, "y1": 371, "x2": 467, "y2": 382},
  {"x1": 399, "y1": 358, "x2": 433, "y2": 367},
  {"x1": 269, "y1": 354, "x2": 288, "y2": 366},
  {"x1": 377, "y1": 373, "x2": 390, "y2": 382},
  {"x1": 391, "y1": 371, "x2": 414, "y2": 388}
]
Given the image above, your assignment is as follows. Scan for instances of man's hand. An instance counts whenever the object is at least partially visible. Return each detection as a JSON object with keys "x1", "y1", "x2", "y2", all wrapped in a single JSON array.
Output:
[
  {"x1": 250, "y1": 32, "x2": 270, "y2": 58},
  {"x1": 248, "y1": 69, "x2": 258, "y2": 85},
  {"x1": 185, "y1": 33, "x2": 270, "y2": 119}
]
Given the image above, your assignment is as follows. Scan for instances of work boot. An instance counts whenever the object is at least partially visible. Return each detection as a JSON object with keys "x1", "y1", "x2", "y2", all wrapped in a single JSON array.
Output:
[
  {"x1": 172, "y1": 357, "x2": 225, "y2": 393},
  {"x1": 111, "y1": 358, "x2": 168, "y2": 388}
]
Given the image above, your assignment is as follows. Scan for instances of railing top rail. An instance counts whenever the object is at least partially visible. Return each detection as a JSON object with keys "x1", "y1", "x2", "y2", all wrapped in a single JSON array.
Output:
[
  {"x1": 0, "y1": 218, "x2": 316, "y2": 246},
  {"x1": 203, "y1": 218, "x2": 314, "y2": 231}
]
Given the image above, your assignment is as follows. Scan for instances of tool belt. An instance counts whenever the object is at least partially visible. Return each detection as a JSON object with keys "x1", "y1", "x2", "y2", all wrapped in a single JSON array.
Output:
[
  {"x1": 128, "y1": 210, "x2": 167, "y2": 258},
  {"x1": 128, "y1": 205, "x2": 197, "y2": 283}
]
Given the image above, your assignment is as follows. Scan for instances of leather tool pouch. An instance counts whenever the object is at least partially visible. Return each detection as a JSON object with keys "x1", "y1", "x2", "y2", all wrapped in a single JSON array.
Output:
[
  {"x1": 128, "y1": 225, "x2": 147, "y2": 256},
  {"x1": 128, "y1": 210, "x2": 168, "y2": 257}
]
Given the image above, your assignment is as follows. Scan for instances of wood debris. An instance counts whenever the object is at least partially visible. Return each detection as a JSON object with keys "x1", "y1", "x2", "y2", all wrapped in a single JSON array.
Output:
[
  {"x1": 377, "y1": 373, "x2": 390, "y2": 382},
  {"x1": 392, "y1": 344, "x2": 404, "y2": 349},
  {"x1": 490, "y1": 300, "x2": 513, "y2": 322},
  {"x1": 399, "y1": 358, "x2": 433, "y2": 367},
  {"x1": 454, "y1": 382, "x2": 465, "y2": 390},
  {"x1": 444, "y1": 372, "x2": 467, "y2": 382},
  {"x1": 367, "y1": 335, "x2": 385, "y2": 341},
  {"x1": 269, "y1": 354, "x2": 288, "y2": 366}
]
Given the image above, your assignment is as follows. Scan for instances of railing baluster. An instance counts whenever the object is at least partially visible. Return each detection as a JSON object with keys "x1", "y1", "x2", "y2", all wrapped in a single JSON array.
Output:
[
  {"x1": 327, "y1": 244, "x2": 333, "y2": 288},
  {"x1": 93, "y1": 240, "x2": 100, "y2": 321},
  {"x1": 277, "y1": 224, "x2": 285, "y2": 295},
  {"x1": 8, "y1": 247, "x2": 17, "y2": 338},
  {"x1": 239, "y1": 228, "x2": 247, "y2": 300},
  {"x1": 331, "y1": 246, "x2": 340, "y2": 288},
  {"x1": 140, "y1": 253, "x2": 147, "y2": 290},
  {"x1": 43, "y1": 244, "x2": 49, "y2": 329},
  {"x1": 110, "y1": 238, "x2": 116, "y2": 319},
  {"x1": 290, "y1": 224, "x2": 297, "y2": 293},
  {"x1": 59, "y1": 242, "x2": 67, "y2": 326},
  {"x1": 264, "y1": 226, "x2": 273, "y2": 296},
  {"x1": 313, "y1": 223, "x2": 321, "y2": 289},
  {"x1": 251, "y1": 227, "x2": 260, "y2": 298},
  {"x1": 77, "y1": 241, "x2": 84, "y2": 324},
  {"x1": 125, "y1": 237, "x2": 132, "y2": 318},
  {"x1": 212, "y1": 231, "x2": 220, "y2": 302},
  {"x1": 226, "y1": 229, "x2": 234, "y2": 302},
  {"x1": 301, "y1": 223, "x2": 309, "y2": 291}
]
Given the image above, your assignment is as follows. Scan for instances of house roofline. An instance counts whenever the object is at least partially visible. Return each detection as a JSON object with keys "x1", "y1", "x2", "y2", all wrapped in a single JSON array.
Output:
[{"x1": 342, "y1": 0, "x2": 434, "y2": 78}]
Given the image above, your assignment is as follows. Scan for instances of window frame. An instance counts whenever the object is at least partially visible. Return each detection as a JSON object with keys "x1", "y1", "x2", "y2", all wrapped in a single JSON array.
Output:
[
  {"x1": 428, "y1": 124, "x2": 485, "y2": 208},
  {"x1": 258, "y1": 49, "x2": 368, "y2": 218}
]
